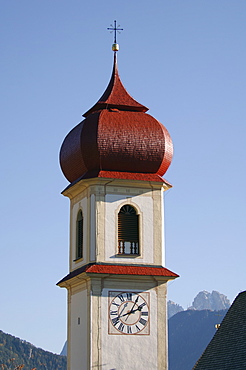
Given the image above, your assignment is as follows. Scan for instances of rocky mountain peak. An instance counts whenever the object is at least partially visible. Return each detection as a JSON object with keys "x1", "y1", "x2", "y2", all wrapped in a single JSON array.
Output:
[
  {"x1": 168, "y1": 301, "x2": 184, "y2": 319},
  {"x1": 191, "y1": 290, "x2": 231, "y2": 311},
  {"x1": 168, "y1": 290, "x2": 231, "y2": 318}
]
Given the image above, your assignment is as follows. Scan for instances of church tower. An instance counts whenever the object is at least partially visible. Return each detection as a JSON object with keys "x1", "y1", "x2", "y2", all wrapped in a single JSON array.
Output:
[{"x1": 57, "y1": 35, "x2": 178, "y2": 370}]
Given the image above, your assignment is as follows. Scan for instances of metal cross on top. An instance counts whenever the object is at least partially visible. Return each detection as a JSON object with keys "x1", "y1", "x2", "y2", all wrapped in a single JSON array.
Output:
[{"x1": 107, "y1": 20, "x2": 123, "y2": 44}]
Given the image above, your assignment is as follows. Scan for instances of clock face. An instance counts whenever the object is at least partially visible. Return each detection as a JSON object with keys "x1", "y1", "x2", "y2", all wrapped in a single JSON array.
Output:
[{"x1": 108, "y1": 291, "x2": 150, "y2": 335}]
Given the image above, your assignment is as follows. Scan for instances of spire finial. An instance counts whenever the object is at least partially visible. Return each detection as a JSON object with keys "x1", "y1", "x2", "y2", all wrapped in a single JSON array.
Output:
[{"x1": 107, "y1": 20, "x2": 123, "y2": 52}]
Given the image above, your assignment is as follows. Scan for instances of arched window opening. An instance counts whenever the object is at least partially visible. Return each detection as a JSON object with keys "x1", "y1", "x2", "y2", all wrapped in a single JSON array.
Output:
[
  {"x1": 118, "y1": 205, "x2": 139, "y2": 255},
  {"x1": 76, "y1": 210, "x2": 83, "y2": 259}
]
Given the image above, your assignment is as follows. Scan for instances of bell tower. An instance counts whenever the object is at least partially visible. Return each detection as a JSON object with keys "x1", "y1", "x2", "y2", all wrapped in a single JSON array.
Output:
[{"x1": 57, "y1": 34, "x2": 178, "y2": 370}]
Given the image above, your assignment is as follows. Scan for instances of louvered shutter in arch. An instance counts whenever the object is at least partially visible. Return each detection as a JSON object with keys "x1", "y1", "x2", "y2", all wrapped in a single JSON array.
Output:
[{"x1": 118, "y1": 205, "x2": 139, "y2": 255}]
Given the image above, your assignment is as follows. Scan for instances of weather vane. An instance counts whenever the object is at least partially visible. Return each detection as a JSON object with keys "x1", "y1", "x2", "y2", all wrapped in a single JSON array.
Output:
[{"x1": 107, "y1": 20, "x2": 123, "y2": 51}]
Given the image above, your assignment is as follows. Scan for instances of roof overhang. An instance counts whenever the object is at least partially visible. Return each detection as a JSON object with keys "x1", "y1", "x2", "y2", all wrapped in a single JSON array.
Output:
[{"x1": 57, "y1": 263, "x2": 179, "y2": 288}]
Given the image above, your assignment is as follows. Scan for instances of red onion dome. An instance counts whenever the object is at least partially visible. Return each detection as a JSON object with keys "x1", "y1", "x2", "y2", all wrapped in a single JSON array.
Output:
[{"x1": 60, "y1": 54, "x2": 173, "y2": 184}]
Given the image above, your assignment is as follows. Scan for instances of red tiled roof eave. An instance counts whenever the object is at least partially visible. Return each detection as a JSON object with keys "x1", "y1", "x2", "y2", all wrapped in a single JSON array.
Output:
[
  {"x1": 57, "y1": 263, "x2": 179, "y2": 286},
  {"x1": 87, "y1": 264, "x2": 178, "y2": 276},
  {"x1": 61, "y1": 172, "x2": 172, "y2": 194}
]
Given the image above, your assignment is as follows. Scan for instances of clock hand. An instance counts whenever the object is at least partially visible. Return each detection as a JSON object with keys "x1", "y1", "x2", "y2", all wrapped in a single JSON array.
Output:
[
  {"x1": 120, "y1": 305, "x2": 143, "y2": 317},
  {"x1": 125, "y1": 296, "x2": 139, "y2": 321},
  {"x1": 119, "y1": 302, "x2": 128, "y2": 316},
  {"x1": 130, "y1": 295, "x2": 139, "y2": 312},
  {"x1": 130, "y1": 306, "x2": 143, "y2": 314}
]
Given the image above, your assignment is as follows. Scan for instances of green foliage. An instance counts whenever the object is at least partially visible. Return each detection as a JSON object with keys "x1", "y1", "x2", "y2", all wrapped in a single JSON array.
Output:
[{"x1": 0, "y1": 330, "x2": 66, "y2": 370}]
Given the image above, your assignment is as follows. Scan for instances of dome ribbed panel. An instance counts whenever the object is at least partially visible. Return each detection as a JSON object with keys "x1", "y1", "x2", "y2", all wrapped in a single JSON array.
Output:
[
  {"x1": 60, "y1": 121, "x2": 87, "y2": 183},
  {"x1": 157, "y1": 124, "x2": 174, "y2": 176},
  {"x1": 80, "y1": 112, "x2": 100, "y2": 172},
  {"x1": 97, "y1": 110, "x2": 167, "y2": 174}
]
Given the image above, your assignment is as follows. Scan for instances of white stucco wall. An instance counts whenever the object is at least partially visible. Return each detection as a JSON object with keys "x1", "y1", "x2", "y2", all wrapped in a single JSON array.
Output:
[
  {"x1": 90, "y1": 194, "x2": 96, "y2": 261},
  {"x1": 161, "y1": 195, "x2": 165, "y2": 266},
  {"x1": 70, "y1": 289, "x2": 88, "y2": 370},
  {"x1": 68, "y1": 182, "x2": 165, "y2": 269},
  {"x1": 105, "y1": 193, "x2": 154, "y2": 264},
  {"x1": 101, "y1": 287, "x2": 158, "y2": 370},
  {"x1": 63, "y1": 179, "x2": 169, "y2": 370}
]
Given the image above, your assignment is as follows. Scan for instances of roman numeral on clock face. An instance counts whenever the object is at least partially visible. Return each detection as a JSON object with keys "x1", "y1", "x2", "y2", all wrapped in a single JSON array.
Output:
[
  {"x1": 110, "y1": 310, "x2": 118, "y2": 316},
  {"x1": 139, "y1": 302, "x2": 146, "y2": 309},
  {"x1": 118, "y1": 294, "x2": 125, "y2": 302},
  {"x1": 126, "y1": 292, "x2": 132, "y2": 301},
  {"x1": 139, "y1": 318, "x2": 147, "y2": 326},
  {"x1": 141, "y1": 311, "x2": 148, "y2": 316},
  {"x1": 112, "y1": 317, "x2": 120, "y2": 326},
  {"x1": 118, "y1": 323, "x2": 125, "y2": 332}
]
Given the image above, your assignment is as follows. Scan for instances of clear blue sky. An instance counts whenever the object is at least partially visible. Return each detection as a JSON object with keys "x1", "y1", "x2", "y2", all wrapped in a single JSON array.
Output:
[{"x1": 0, "y1": 0, "x2": 245, "y2": 354}]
